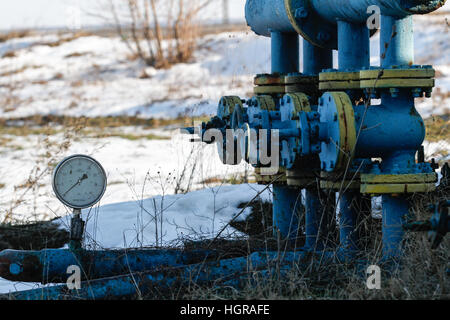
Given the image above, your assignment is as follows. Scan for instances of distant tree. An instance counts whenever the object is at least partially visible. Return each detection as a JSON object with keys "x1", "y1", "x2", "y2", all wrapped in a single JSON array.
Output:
[{"x1": 104, "y1": 0, "x2": 214, "y2": 68}]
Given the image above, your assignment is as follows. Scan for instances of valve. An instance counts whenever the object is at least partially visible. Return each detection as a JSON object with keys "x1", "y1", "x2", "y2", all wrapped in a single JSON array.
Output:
[{"x1": 404, "y1": 201, "x2": 450, "y2": 249}]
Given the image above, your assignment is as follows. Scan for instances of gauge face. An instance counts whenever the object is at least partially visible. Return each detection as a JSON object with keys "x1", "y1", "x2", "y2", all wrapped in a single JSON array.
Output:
[{"x1": 52, "y1": 155, "x2": 107, "y2": 209}]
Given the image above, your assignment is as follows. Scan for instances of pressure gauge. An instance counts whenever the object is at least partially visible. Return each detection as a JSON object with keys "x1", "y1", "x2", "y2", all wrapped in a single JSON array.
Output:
[{"x1": 52, "y1": 155, "x2": 107, "y2": 209}]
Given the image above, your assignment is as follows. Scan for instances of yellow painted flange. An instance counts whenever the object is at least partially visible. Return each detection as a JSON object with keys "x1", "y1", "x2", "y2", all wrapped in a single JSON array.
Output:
[
  {"x1": 320, "y1": 72, "x2": 360, "y2": 81},
  {"x1": 321, "y1": 92, "x2": 357, "y2": 172},
  {"x1": 254, "y1": 74, "x2": 286, "y2": 86},
  {"x1": 286, "y1": 169, "x2": 317, "y2": 187},
  {"x1": 319, "y1": 80, "x2": 361, "y2": 90},
  {"x1": 218, "y1": 96, "x2": 243, "y2": 120},
  {"x1": 360, "y1": 172, "x2": 438, "y2": 194},
  {"x1": 360, "y1": 68, "x2": 435, "y2": 80},
  {"x1": 361, "y1": 183, "x2": 436, "y2": 194},
  {"x1": 254, "y1": 95, "x2": 277, "y2": 111},
  {"x1": 359, "y1": 78, "x2": 435, "y2": 89},
  {"x1": 285, "y1": 74, "x2": 318, "y2": 84},
  {"x1": 319, "y1": 71, "x2": 361, "y2": 90},
  {"x1": 254, "y1": 85, "x2": 286, "y2": 95},
  {"x1": 254, "y1": 168, "x2": 287, "y2": 185},
  {"x1": 319, "y1": 171, "x2": 360, "y2": 190},
  {"x1": 284, "y1": 92, "x2": 311, "y2": 117},
  {"x1": 360, "y1": 67, "x2": 435, "y2": 89}
]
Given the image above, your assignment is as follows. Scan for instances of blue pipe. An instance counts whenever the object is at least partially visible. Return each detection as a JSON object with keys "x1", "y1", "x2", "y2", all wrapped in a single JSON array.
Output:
[
  {"x1": 302, "y1": 39, "x2": 333, "y2": 75},
  {"x1": 272, "y1": 185, "x2": 302, "y2": 240},
  {"x1": 304, "y1": 188, "x2": 322, "y2": 249},
  {"x1": 339, "y1": 192, "x2": 360, "y2": 251},
  {"x1": 353, "y1": 92, "x2": 425, "y2": 159},
  {"x1": 245, "y1": 0, "x2": 445, "y2": 36},
  {"x1": 309, "y1": 0, "x2": 444, "y2": 23},
  {"x1": 337, "y1": 21, "x2": 370, "y2": 71},
  {"x1": 382, "y1": 195, "x2": 411, "y2": 260},
  {"x1": 245, "y1": 0, "x2": 295, "y2": 36},
  {"x1": 271, "y1": 32, "x2": 300, "y2": 74},
  {"x1": 380, "y1": 15, "x2": 414, "y2": 67},
  {"x1": 0, "y1": 248, "x2": 217, "y2": 283}
]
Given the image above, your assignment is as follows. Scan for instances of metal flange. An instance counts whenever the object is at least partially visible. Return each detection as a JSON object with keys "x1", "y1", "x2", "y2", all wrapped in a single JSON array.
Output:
[
  {"x1": 218, "y1": 96, "x2": 244, "y2": 122},
  {"x1": 320, "y1": 171, "x2": 360, "y2": 190},
  {"x1": 254, "y1": 74, "x2": 286, "y2": 95},
  {"x1": 254, "y1": 168, "x2": 287, "y2": 185},
  {"x1": 318, "y1": 92, "x2": 357, "y2": 173},
  {"x1": 360, "y1": 172, "x2": 438, "y2": 194},
  {"x1": 280, "y1": 92, "x2": 311, "y2": 169},
  {"x1": 286, "y1": 169, "x2": 317, "y2": 187},
  {"x1": 360, "y1": 66, "x2": 435, "y2": 90},
  {"x1": 285, "y1": 73, "x2": 319, "y2": 95},
  {"x1": 284, "y1": 0, "x2": 337, "y2": 49},
  {"x1": 319, "y1": 71, "x2": 361, "y2": 90}
]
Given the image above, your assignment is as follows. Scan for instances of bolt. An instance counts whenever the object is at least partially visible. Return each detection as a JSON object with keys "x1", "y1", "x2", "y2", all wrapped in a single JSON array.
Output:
[
  {"x1": 333, "y1": 113, "x2": 338, "y2": 121},
  {"x1": 390, "y1": 88, "x2": 400, "y2": 98},
  {"x1": 412, "y1": 88, "x2": 422, "y2": 98},
  {"x1": 295, "y1": 7, "x2": 308, "y2": 19},
  {"x1": 317, "y1": 32, "x2": 331, "y2": 42},
  {"x1": 329, "y1": 161, "x2": 335, "y2": 169},
  {"x1": 321, "y1": 162, "x2": 327, "y2": 170},
  {"x1": 319, "y1": 97, "x2": 324, "y2": 106},
  {"x1": 9, "y1": 263, "x2": 23, "y2": 275}
]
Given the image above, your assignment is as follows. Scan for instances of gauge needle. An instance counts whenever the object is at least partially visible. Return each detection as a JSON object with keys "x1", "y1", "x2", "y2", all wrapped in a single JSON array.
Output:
[{"x1": 63, "y1": 173, "x2": 88, "y2": 197}]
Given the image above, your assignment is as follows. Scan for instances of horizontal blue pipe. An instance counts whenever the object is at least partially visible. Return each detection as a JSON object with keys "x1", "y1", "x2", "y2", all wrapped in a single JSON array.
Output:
[
  {"x1": 0, "y1": 248, "x2": 217, "y2": 283},
  {"x1": 353, "y1": 91, "x2": 425, "y2": 159},
  {"x1": 310, "y1": 0, "x2": 444, "y2": 23},
  {"x1": 245, "y1": 0, "x2": 295, "y2": 36},
  {"x1": 244, "y1": 0, "x2": 445, "y2": 36},
  {"x1": 3, "y1": 250, "x2": 364, "y2": 300}
]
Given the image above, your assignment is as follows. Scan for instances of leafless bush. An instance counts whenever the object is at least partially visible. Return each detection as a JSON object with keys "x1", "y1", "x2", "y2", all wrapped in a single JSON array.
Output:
[{"x1": 104, "y1": 0, "x2": 214, "y2": 68}]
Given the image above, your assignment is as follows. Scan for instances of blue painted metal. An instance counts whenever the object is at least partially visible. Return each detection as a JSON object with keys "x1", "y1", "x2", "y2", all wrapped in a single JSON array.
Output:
[
  {"x1": 382, "y1": 194, "x2": 411, "y2": 260},
  {"x1": 0, "y1": 248, "x2": 218, "y2": 283},
  {"x1": 272, "y1": 185, "x2": 302, "y2": 240},
  {"x1": 302, "y1": 39, "x2": 333, "y2": 75},
  {"x1": 380, "y1": 15, "x2": 414, "y2": 68},
  {"x1": 271, "y1": 32, "x2": 300, "y2": 74},
  {"x1": 337, "y1": 21, "x2": 370, "y2": 71},
  {"x1": 245, "y1": 0, "x2": 296, "y2": 37},
  {"x1": 309, "y1": 0, "x2": 444, "y2": 23}
]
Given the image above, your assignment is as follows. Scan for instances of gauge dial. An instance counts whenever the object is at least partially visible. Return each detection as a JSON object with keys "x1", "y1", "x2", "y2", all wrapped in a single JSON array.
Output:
[{"x1": 52, "y1": 155, "x2": 107, "y2": 209}]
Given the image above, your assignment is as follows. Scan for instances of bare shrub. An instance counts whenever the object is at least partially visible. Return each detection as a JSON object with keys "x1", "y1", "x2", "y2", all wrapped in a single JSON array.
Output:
[{"x1": 103, "y1": 0, "x2": 214, "y2": 68}]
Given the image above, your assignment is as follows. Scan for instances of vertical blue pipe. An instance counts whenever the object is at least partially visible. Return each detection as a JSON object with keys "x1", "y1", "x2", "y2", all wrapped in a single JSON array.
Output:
[
  {"x1": 337, "y1": 21, "x2": 370, "y2": 71},
  {"x1": 302, "y1": 39, "x2": 333, "y2": 75},
  {"x1": 382, "y1": 195, "x2": 410, "y2": 260},
  {"x1": 335, "y1": 21, "x2": 371, "y2": 253},
  {"x1": 272, "y1": 185, "x2": 301, "y2": 240},
  {"x1": 271, "y1": 32, "x2": 299, "y2": 74},
  {"x1": 302, "y1": 40, "x2": 332, "y2": 249},
  {"x1": 379, "y1": 15, "x2": 416, "y2": 260},
  {"x1": 380, "y1": 15, "x2": 414, "y2": 68},
  {"x1": 304, "y1": 188, "x2": 322, "y2": 249},
  {"x1": 339, "y1": 192, "x2": 359, "y2": 251}
]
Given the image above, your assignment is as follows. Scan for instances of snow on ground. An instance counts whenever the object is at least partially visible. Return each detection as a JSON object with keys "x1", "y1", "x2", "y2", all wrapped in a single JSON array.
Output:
[
  {"x1": 58, "y1": 183, "x2": 271, "y2": 249},
  {"x1": 0, "y1": 183, "x2": 271, "y2": 294},
  {"x1": 0, "y1": 128, "x2": 253, "y2": 222},
  {"x1": 0, "y1": 14, "x2": 449, "y2": 119}
]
